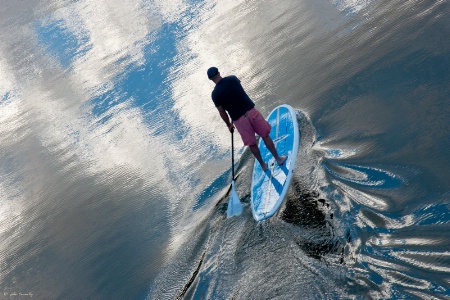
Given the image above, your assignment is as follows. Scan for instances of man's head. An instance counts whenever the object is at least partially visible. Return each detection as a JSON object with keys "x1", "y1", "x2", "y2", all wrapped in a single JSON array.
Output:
[{"x1": 207, "y1": 67, "x2": 219, "y2": 80}]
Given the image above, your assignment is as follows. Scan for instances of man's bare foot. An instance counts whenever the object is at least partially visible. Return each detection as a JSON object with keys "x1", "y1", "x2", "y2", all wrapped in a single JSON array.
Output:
[
  {"x1": 261, "y1": 162, "x2": 268, "y2": 172},
  {"x1": 276, "y1": 155, "x2": 287, "y2": 166}
]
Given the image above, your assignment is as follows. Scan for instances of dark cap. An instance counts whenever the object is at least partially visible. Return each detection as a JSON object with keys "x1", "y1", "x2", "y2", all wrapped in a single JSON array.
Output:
[{"x1": 207, "y1": 67, "x2": 219, "y2": 79}]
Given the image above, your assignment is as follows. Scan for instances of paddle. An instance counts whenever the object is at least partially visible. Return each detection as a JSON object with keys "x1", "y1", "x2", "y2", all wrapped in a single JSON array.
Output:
[{"x1": 227, "y1": 130, "x2": 243, "y2": 218}]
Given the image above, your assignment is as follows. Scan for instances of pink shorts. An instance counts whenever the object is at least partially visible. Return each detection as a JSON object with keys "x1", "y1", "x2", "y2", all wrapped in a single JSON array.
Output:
[{"x1": 234, "y1": 108, "x2": 271, "y2": 146}]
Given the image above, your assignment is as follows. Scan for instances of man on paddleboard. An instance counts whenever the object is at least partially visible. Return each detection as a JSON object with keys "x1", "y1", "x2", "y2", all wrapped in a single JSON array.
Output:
[{"x1": 207, "y1": 66, "x2": 287, "y2": 171}]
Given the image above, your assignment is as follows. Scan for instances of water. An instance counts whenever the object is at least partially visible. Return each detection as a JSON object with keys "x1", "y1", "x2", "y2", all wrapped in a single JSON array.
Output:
[{"x1": 1, "y1": 0, "x2": 449, "y2": 299}]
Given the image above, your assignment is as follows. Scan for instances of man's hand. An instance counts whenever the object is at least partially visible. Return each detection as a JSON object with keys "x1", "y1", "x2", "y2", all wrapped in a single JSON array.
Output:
[{"x1": 228, "y1": 123, "x2": 235, "y2": 133}]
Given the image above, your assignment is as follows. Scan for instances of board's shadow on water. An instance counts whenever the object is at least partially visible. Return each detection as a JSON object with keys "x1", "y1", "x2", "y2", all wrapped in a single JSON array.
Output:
[{"x1": 280, "y1": 179, "x2": 346, "y2": 261}]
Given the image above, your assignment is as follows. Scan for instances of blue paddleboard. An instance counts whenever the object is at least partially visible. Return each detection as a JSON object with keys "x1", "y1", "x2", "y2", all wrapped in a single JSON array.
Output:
[{"x1": 251, "y1": 104, "x2": 300, "y2": 221}]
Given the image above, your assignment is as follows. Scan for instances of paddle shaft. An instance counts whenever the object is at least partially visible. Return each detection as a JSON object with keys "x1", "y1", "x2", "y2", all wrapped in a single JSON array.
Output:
[{"x1": 231, "y1": 130, "x2": 235, "y2": 180}]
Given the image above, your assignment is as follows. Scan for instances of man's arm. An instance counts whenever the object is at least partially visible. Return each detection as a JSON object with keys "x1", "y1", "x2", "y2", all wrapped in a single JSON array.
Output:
[{"x1": 217, "y1": 106, "x2": 234, "y2": 133}]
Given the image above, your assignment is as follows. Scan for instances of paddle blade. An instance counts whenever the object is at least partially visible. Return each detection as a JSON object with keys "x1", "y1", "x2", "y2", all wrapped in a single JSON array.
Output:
[{"x1": 227, "y1": 181, "x2": 243, "y2": 218}]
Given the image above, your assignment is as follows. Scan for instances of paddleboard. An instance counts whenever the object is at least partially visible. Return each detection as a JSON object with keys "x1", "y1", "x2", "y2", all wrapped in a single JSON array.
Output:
[{"x1": 251, "y1": 104, "x2": 300, "y2": 221}]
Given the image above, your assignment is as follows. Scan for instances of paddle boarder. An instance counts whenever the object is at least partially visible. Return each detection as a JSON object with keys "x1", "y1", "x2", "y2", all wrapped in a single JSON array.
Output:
[{"x1": 207, "y1": 66, "x2": 286, "y2": 171}]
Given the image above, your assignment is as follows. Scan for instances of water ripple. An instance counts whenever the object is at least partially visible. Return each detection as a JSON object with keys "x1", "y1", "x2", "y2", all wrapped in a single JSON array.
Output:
[{"x1": 324, "y1": 160, "x2": 403, "y2": 189}]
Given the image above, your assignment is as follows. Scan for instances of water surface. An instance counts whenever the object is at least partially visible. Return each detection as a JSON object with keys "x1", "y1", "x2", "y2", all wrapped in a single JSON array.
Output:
[{"x1": 1, "y1": 0, "x2": 449, "y2": 299}]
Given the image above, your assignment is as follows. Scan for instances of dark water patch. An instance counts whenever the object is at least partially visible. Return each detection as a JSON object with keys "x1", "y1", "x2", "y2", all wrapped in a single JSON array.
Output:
[
  {"x1": 318, "y1": 50, "x2": 450, "y2": 117},
  {"x1": 282, "y1": 189, "x2": 328, "y2": 227},
  {"x1": 281, "y1": 179, "x2": 345, "y2": 261}
]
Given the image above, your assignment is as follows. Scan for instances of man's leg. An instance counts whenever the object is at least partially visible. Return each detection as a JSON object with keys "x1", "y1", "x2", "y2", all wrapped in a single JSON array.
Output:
[
  {"x1": 248, "y1": 108, "x2": 287, "y2": 166},
  {"x1": 249, "y1": 144, "x2": 268, "y2": 171},
  {"x1": 262, "y1": 136, "x2": 287, "y2": 165},
  {"x1": 233, "y1": 113, "x2": 269, "y2": 171}
]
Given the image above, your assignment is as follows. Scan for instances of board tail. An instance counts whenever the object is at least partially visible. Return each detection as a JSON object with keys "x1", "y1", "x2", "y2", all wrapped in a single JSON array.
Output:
[{"x1": 227, "y1": 180, "x2": 243, "y2": 218}]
